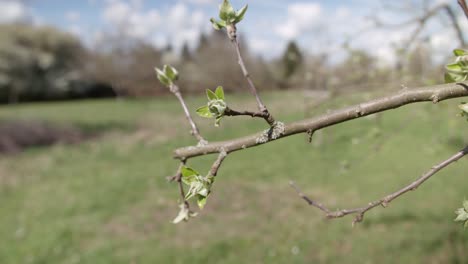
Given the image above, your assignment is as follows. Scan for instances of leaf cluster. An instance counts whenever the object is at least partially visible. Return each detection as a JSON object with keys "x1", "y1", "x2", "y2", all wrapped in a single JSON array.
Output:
[
  {"x1": 210, "y1": 0, "x2": 248, "y2": 30},
  {"x1": 196, "y1": 86, "x2": 227, "y2": 127},
  {"x1": 454, "y1": 200, "x2": 468, "y2": 228},
  {"x1": 173, "y1": 165, "x2": 216, "y2": 224},
  {"x1": 155, "y1": 65, "x2": 179, "y2": 87},
  {"x1": 445, "y1": 49, "x2": 468, "y2": 83}
]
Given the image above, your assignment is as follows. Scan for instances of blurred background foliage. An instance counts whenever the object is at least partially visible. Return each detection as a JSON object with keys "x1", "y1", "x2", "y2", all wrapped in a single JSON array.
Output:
[{"x1": 0, "y1": 22, "x2": 447, "y2": 104}]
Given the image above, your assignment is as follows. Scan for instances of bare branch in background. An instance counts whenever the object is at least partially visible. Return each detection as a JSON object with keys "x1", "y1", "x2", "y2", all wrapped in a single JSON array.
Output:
[
  {"x1": 374, "y1": 3, "x2": 465, "y2": 48},
  {"x1": 174, "y1": 82, "x2": 468, "y2": 160},
  {"x1": 291, "y1": 145, "x2": 468, "y2": 225},
  {"x1": 443, "y1": 4, "x2": 466, "y2": 47}
]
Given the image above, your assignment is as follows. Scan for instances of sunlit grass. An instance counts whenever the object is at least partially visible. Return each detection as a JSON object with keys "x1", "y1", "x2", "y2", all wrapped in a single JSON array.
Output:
[{"x1": 0, "y1": 90, "x2": 466, "y2": 263}]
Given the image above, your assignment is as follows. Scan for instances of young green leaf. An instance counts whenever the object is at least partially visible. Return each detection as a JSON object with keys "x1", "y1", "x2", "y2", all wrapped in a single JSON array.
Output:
[
  {"x1": 197, "y1": 195, "x2": 208, "y2": 209},
  {"x1": 181, "y1": 166, "x2": 198, "y2": 177},
  {"x1": 197, "y1": 185, "x2": 209, "y2": 197},
  {"x1": 155, "y1": 67, "x2": 165, "y2": 77},
  {"x1": 460, "y1": 103, "x2": 468, "y2": 114},
  {"x1": 181, "y1": 166, "x2": 199, "y2": 185},
  {"x1": 455, "y1": 208, "x2": 468, "y2": 222},
  {"x1": 210, "y1": 18, "x2": 226, "y2": 30},
  {"x1": 157, "y1": 74, "x2": 170, "y2": 86},
  {"x1": 234, "y1": 4, "x2": 248, "y2": 24},
  {"x1": 445, "y1": 72, "x2": 467, "y2": 83},
  {"x1": 455, "y1": 200, "x2": 468, "y2": 228},
  {"x1": 219, "y1": 0, "x2": 235, "y2": 21},
  {"x1": 215, "y1": 86, "x2": 224, "y2": 100},
  {"x1": 446, "y1": 63, "x2": 463, "y2": 72},
  {"x1": 155, "y1": 67, "x2": 171, "y2": 86},
  {"x1": 445, "y1": 73, "x2": 454, "y2": 83},
  {"x1": 196, "y1": 105, "x2": 214, "y2": 118},
  {"x1": 164, "y1": 65, "x2": 179, "y2": 81},
  {"x1": 210, "y1": 18, "x2": 221, "y2": 30},
  {"x1": 206, "y1": 89, "x2": 218, "y2": 100},
  {"x1": 454, "y1": 49, "x2": 468, "y2": 56},
  {"x1": 459, "y1": 103, "x2": 468, "y2": 120},
  {"x1": 185, "y1": 180, "x2": 204, "y2": 200},
  {"x1": 215, "y1": 116, "x2": 222, "y2": 127}
]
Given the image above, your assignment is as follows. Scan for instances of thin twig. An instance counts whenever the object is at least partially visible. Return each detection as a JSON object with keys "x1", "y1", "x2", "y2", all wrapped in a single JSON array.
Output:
[
  {"x1": 224, "y1": 107, "x2": 273, "y2": 125},
  {"x1": 169, "y1": 83, "x2": 207, "y2": 145},
  {"x1": 208, "y1": 149, "x2": 228, "y2": 178},
  {"x1": 289, "y1": 181, "x2": 331, "y2": 213},
  {"x1": 373, "y1": 3, "x2": 465, "y2": 48},
  {"x1": 174, "y1": 82, "x2": 468, "y2": 159},
  {"x1": 291, "y1": 146, "x2": 468, "y2": 225},
  {"x1": 459, "y1": 0, "x2": 468, "y2": 20},
  {"x1": 172, "y1": 161, "x2": 191, "y2": 211},
  {"x1": 443, "y1": 4, "x2": 466, "y2": 48},
  {"x1": 231, "y1": 36, "x2": 275, "y2": 127}
]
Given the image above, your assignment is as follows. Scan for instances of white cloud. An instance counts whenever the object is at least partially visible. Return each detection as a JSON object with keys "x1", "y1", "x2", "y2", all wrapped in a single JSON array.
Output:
[
  {"x1": 93, "y1": 0, "x2": 461, "y2": 65},
  {"x1": 273, "y1": 2, "x2": 436, "y2": 64},
  {"x1": 68, "y1": 24, "x2": 82, "y2": 37},
  {"x1": 100, "y1": 1, "x2": 209, "y2": 51},
  {"x1": 102, "y1": 0, "x2": 161, "y2": 38},
  {"x1": 249, "y1": 37, "x2": 283, "y2": 58},
  {"x1": 185, "y1": 0, "x2": 216, "y2": 5},
  {"x1": 65, "y1": 11, "x2": 80, "y2": 22},
  {"x1": 0, "y1": 0, "x2": 30, "y2": 23},
  {"x1": 275, "y1": 3, "x2": 323, "y2": 40}
]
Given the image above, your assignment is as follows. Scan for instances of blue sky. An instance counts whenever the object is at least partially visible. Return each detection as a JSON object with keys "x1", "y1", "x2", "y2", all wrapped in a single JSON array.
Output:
[{"x1": 0, "y1": 0, "x2": 465, "y2": 63}]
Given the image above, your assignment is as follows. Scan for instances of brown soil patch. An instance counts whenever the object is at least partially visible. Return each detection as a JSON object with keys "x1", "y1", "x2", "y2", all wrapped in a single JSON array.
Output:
[{"x1": 0, "y1": 120, "x2": 85, "y2": 154}]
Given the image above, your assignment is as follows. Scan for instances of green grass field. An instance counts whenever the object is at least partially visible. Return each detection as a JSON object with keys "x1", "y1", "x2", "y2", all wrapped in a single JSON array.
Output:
[{"x1": 0, "y1": 90, "x2": 467, "y2": 263}]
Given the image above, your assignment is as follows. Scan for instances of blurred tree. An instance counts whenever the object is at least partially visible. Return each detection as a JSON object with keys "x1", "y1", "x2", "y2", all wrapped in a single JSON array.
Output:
[
  {"x1": 334, "y1": 49, "x2": 377, "y2": 88},
  {"x1": 86, "y1": 33, "x2": 163, "y2": 96},
  {"x1": 0, "y1": 24, "x2": 87, "y2": 103},
  {"x1": 405, "y1": 42, "x2": 433, "y2": 84},
  {"x1": 196, "y1": 33, "x2": 208, "y2": 54},
  {"x1": 181, "y1": 42, "x2": 193, "y2": 62},
  {"x1": 177, "y1": 30, "x2": 275, "y2": 94},
  {"x1": 281, "y1": 41, "x2": 303, "y2": 80}
]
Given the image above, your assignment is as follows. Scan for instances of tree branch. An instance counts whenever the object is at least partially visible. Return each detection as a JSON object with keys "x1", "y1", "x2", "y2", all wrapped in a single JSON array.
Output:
[
  {"x1": 224, "y1": 107, "x2": 272, "y2": 124},
  {"x1": 459, "y1": 0, "x2": 468, "y2": 20},
  {"x1": 169, "y1": 83, "x2": 207, "y2": 145},
  {"x1": 171, "y1": 162, "x2": 192, "y2": 212},
  {"x1": 208, "y1": 150, "x2": 228, "y2": 178},
  {"x1": 291, "y1": 145, "x2": 468, "y2": 225},
  {"x1": 174, "y1": 82, "x2": 468, "y2": 160},
  {"x1": 231, "y1": 36, "x2": 276, "y2": 127}
]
